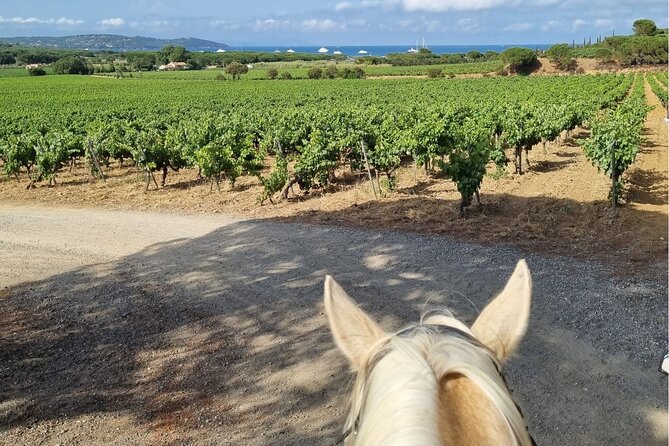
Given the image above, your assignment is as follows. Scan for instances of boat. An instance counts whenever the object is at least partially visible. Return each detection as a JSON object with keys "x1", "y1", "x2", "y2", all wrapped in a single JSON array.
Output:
[
  {"x1": 358, "y1": 49, "x2": 368, "y2": 54},
  {"x1": 408, "y1": 38, "x2": 427, "y2": 53},
  {"x1": 333, "y1": 50, "x2": 342, "y2": 55},
  {"x1": 318, "y1": 47, "x2": 329, "y2": 53},
  {"x1": 216, "y1": 48, "x2": 226, "y2": 53},
  {"x1": 286, "y1": 48, "x2": 295, "y2": 53},
  {"x1": 274, "y1": 49, "x2": 281, "y2": 53}
]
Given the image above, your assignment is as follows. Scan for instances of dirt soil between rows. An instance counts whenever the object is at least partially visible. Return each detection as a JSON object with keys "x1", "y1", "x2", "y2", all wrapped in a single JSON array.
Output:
[{"x1": 1, "y1": 81, "x2": 666, "y2": 279}]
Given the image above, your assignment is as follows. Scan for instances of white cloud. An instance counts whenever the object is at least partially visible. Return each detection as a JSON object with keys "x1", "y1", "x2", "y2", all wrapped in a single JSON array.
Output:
[
  {"x1": 502, "y1": 22, "x2": 534, "y2": 31},
  {"x1": 572, "y1": 19, "x2": 588, "y2": 30},
  {"x1": 341, "y1": 0, "x2": 559, "y2": 12},
  {"x1": 541, "y1": 20, "x2": 559, "y2": 31},
  {"x1": 403, "y1": 0, "x2": 507, "y2": 11},
  {"x1": 594, "y1": 19, "x2": 613, "y2": 28},
  {"x1": 128, "y1": 19, "x2": 175, "y2": 29},
  {"x1": 100, "y1": 18, "x2": 126, "y2": 27},
  {"x1": 302, "y1": 18, "x2": 343, "y2": 32},
  {"x1": 254, "y1": 18, "x2": 291, "y2": 31},
  {"x1": 0, "y1": 16, "x2": 83, "y2": 25},
  {"x1": 335, "y1": 1, "x2": 353, "y2": 11},
  {"x1": 145, "y1": 20, "x2": 172, "y2": 28},
  {"x1": 210, "y1": 20, "x2": 241, "y2": 30}
]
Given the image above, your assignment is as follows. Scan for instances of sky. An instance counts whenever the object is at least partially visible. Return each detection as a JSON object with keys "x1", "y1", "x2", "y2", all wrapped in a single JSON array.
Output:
[{"x1": 0, "y1": 0, "x2": 667, "y2": 46}]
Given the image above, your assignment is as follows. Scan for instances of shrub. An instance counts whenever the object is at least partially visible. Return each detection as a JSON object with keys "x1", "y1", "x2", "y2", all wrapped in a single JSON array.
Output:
[
  {"x1": 267, "y1": 68, "x2": 279, "y2": 79},
  {"x1": 52, "y1": 56, "x2": 92, "y2": 75},
  {"x1": 546, "y1": 43, "x2": 576, "y2": 71},
  {"x1": 225, "y1": 62, "x2": 249, "y2": 79},
  {"x1": 323, "y1": 65, "x2": 338, "y2": 79},
  {"x1": 427, "y1": 68, "x2": 443, "y2": 78},
  {"x1": 307, "y1": 67, "x2": 323, "y2": 79},
  {"x1": 500, "y1": 47, "x2": 538, "y2": 73},
  {"x1": 633, "y1": 19, "x2": 657, "y2": 36},
  {"x1": 280, "y1": 71, "x2": 292, "y2": 80},
  {"x1": 28, "y1": 67, "x2": 46, "y2": 76}
]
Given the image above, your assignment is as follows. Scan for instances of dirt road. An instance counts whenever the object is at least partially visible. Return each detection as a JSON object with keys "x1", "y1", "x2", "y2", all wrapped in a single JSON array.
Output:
[{"x1": 0, "y1": 204, "x2": 666, "y2": 445}]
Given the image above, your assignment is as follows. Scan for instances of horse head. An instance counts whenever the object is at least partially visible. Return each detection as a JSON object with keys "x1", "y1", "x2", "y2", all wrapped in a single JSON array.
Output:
[{"x1": 324, "y1": 260, "x2": 534, "y2": 446}]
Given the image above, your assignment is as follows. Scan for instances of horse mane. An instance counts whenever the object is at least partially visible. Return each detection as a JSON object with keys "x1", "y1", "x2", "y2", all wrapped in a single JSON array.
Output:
[{"x1": 343, "y1": 313, "x2": 533, "y2": 446}]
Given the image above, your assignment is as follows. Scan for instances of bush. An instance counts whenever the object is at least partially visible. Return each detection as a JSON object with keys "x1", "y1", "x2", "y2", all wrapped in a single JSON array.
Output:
[
  {"x1": 52, "y1": 56, "x2": 92, "y2": 75},
  {"x1": 27, "y1": 67, "x2": 46, "y2": 76},
  {"x1": 225, "y1": 62, "x2": 248, "y2": 79},
  {"x1": 307, "y1": 67, "x2": 323, "y2": 79},
  {"x1": 484, "y1": 50, "x2": 499, "y2": 61},
  {"x1": 546, "y1": 43, "x2": 576, "y2": 71},
  {"x1": 323, "y1": 65, "x2": 338, "y2": 79},
  {"x1": 0, "y1": 54, "x2": 16, "y2": 65},
  {"x1": 500, "y1": 47, "x2": 538, "y2": 73},
  {"x1": 427, "y1": 68, "x2": 443, "y2": 78},
  {"x1": 633, "y1": 19, "x2": 657, "y2": 36},
  {"x1": 267, "y1": 68, "x2": 279, "y2": 79},
  {"x1": 466, "y1": 50, "x2": 483, "y2": 61},
  {"x1": 280, "y1": 71, "x2": 292, "y2": 80}
]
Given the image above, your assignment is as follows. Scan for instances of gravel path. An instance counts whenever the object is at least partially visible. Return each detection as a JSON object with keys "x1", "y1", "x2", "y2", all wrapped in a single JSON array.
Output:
[{"x1": 0, "y1": 204, "x2": 666, "y2": 445}]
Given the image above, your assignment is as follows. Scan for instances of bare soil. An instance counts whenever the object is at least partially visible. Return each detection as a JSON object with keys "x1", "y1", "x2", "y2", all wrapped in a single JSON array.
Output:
[
  {"x1": 1, "y1": 81, "x2": 666, "y2": 278},
  {"x1": 0, "y1": 204, "x2": 666, "y2": 446}
]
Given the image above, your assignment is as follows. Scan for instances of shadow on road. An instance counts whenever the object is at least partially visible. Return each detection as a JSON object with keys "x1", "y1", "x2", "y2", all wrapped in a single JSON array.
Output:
[{"x1": 1, "y1": 217, "x2": 666, "y2": 445}]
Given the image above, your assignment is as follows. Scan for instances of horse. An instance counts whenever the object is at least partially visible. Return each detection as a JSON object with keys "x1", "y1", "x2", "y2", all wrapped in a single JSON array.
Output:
[{"x1": 323, "y1": 260, "x2": 535, "y2": 446}]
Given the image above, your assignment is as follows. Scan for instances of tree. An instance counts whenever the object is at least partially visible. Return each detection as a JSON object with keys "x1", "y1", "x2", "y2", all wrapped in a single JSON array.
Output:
[
  {"x1": 27, "y1": 67, "x2": 46, "y2": 76},
  {"x1": 0, "y1": 53, "x2": 16, "y2": 64},
  {"x1": 157, "y1": 45, "x2": 190, "y2": 64},
  {"x1": 633, "y1": 19, "x2": 657, "y2": 36},
  {"x1": 52, "y1": 56, "x2": 92, "y2": 75},
  {"x1": 483, "y1": 50, "x2": 498, "y2": 60},
  {"x1": 307, "y1": 67, "x2": 323, "y2": 79},
  {"x1": 466, "y1": 50, "x2": 483, "y2": 61},
  {"x1": 545, "y1": 43, "x2": 576, "y2": 71},
  {"x1": 500, "y1": 47, "x2": 538, "y2": 73},
  {"x1": 323, "y1": 65, "x2": 338, "y2": 79},
  {"x1": 616, "y1": 35, "x2": 668, "y2": 65},
  {"x1": 126, "y1": 53, "x2": 156, "y2": 71},
  {"x1": 225, "y1": 62, "x2": 248, "y2": 80},
  {"x1": 267, "y1": 68, "x2": 279, "y2": 79}
]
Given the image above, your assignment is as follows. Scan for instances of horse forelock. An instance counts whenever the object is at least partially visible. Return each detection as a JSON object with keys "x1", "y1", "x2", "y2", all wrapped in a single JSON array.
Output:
[{"x1": 343, "y1": 317, "x2": 533, "y2": 446}]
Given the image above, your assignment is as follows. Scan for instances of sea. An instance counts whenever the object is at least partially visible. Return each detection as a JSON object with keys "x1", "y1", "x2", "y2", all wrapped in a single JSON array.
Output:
[{"x1": 224, "y1": 44, "x2": 553, "y2": 56}]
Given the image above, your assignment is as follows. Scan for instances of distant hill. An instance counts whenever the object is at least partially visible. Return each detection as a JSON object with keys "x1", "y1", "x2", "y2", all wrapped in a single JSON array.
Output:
[{"x1": 0, "y1": 34, "x2": 228, "y2": 52}]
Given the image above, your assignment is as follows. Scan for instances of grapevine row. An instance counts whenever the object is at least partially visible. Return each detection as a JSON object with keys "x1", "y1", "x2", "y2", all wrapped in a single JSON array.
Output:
[{"x1": 0, "y1": 73, "x2": 636, "y2": 213}]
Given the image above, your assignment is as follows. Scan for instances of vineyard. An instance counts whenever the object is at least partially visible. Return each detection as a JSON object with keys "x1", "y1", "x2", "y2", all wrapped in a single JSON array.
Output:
[
  {"x1": 0, "y1": 73, "x2": 648, "y2": 205},
  {"x1": 0, "y1": 71, "x2": 666, "y2": 271}
]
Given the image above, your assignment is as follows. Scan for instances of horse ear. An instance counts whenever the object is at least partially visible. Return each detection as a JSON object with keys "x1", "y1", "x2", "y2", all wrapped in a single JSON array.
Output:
[
  {"x1": 471, "y1": 260, "x2": 532, "y2": 363},
  {"x1": 324, "y1": 275, "x2": 387, "y2": 370}
]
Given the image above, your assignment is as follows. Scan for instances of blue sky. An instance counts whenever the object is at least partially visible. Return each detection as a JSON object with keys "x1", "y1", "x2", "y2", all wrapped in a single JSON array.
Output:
[{"x1": 0, "y1": 0, "x2": 666, "y2": 45}]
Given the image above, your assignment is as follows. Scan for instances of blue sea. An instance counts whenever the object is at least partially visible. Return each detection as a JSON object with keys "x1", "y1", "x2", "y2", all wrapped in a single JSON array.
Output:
[{"x1": 225, "y1": 44, "x2": 553, "y2": 56}]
